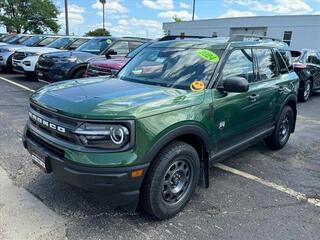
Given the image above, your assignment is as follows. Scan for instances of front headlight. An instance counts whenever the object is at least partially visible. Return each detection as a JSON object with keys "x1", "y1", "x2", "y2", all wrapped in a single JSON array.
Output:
[{"x1": 73, "y1": 123, "x2": 132, "y2": 150}]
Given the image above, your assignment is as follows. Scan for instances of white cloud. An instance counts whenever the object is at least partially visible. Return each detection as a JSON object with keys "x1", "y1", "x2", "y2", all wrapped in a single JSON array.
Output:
[
  {"x1": 158, "y1": 10, "x2": 195, "y2": 20},
  {"x1": 92, "y1": 0, "x2": 128, "y2": 14},
  {"x1": 219, "y1": 9, "x2": 257, "y2": 18},
  {"x1": 58, "y1": 4, "x2": 85, "y2": 34},
  {"x1": 109, "y1": 17, "x2": 163, "y2": 38},
  {"x1": 179, "y1": 2, "x2": 190, "y2": 9},
  {"x1": 118, "y1": 19, "x2": 130, "y2": 26},
  {"x1": 142, "y1": 0, "x2": 174, "y2": 10},
  {"x1": 224, "y1": 0, "x2": 313, "y2": 14}
]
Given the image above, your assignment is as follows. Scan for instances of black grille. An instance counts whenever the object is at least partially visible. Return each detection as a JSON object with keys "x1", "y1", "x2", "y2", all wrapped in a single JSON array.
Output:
[
  {"x1": 13, "y1": 51, "x2": 26, "y2": 60},
  {"x1": 87, "y1": 64, "x2": 112, "y2": 77},
  {"x1": 27, "y1": 130, "x2": 65, "y2": 159},
  {"x1": 29, "y1": 103, "x2": 81, "y2": 144}
]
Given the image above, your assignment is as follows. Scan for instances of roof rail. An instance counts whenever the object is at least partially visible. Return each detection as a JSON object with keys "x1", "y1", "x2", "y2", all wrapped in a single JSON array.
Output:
[
  {"x1": 230, "y1": 34, "x2": 282, "y2": 42},
  {"x1": 160, "y1": 35, "x2": 210, "y2": 41}
]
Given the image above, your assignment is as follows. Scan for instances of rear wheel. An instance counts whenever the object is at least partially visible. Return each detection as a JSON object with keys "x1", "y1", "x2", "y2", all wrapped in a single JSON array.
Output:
[
  {"x1": 265, "y1": 105, "x2": 294, "y2": 150},
  {"x1": 141, "y1": 141, "x2": 200, "y2": 220},
  {"x1": 299, "y1": 80, "x2": 312, "y2": 102}
]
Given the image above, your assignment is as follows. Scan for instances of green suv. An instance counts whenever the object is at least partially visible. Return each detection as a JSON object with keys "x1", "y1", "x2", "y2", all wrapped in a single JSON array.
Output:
[{"x1": 23, "y1": 36, "x2": 299, "y2": 219}]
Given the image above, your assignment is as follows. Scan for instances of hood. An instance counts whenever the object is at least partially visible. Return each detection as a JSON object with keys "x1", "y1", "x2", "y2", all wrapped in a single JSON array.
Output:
[
  {"x1": 19, "y1": 47, "x2": 65, "y2": 54},
  {"x1": 91, "y1": 57, "x2": 129, "y2": 70},
  {"x1": 0, "y1": 44, "x2": 28, "y2": 51},
  {"x1": 42, "y1": 51, "x2": 97, "y2": 62},
  {"x1": 31, "y1": 77, "x2": 205, "y2": 119},
  {"x1": 0, "y1": 43, "x2": 8, "y2": 46}
]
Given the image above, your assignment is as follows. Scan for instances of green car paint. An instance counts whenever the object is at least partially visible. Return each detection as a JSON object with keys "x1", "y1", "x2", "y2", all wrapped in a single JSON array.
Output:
[{"x1": 23, "y1": 37, "x2": 299, "y2": 208}]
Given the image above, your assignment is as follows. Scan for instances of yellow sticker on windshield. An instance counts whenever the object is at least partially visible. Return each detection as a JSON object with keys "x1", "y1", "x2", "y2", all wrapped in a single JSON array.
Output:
[
  {"x1": 190, "y1": 81, "x2": 205, "y2": 91},
  {"x1": 197, "y1": 49, "x2": 219, "y2": 63}
]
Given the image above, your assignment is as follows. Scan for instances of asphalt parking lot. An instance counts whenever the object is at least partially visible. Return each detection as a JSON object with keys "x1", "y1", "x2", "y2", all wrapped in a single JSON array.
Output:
[{"x1": 0, "y1": 72, "x2": 319, "y2": 240}]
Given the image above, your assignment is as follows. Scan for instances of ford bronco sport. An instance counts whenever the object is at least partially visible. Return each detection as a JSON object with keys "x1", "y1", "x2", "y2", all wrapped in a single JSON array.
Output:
[{"x1": 23, "y1": 35, "x2": 299, "y2": 219}]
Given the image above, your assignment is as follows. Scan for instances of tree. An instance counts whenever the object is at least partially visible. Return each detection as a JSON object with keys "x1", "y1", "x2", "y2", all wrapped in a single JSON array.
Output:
[
  {"x1": 173, "y1": 15, "x2": 182, "y2": 22},
  {"x1": 0, "y1": 0, "x2": 60, "y2": 34},
  {"x1": 85, "y1": 28, "x2": 111, "y2": 37}
]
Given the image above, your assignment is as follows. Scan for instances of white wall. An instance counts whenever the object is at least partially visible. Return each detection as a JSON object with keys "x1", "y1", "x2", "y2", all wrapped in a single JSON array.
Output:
[{"x1": 163, "y1": 15, "x2": 320, "y2": 50}]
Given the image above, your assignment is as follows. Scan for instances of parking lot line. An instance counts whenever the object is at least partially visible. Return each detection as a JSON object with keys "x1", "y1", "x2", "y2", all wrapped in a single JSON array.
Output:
[
  {"x1": 0, "y1": 76, "x2": 34, "y2": 92},
  {"x1": 214, "y1": 163, "x2": 320, "y2": 208},
  {"x1": 1, "y1": 74, "x2": 319, "y2": 209}
]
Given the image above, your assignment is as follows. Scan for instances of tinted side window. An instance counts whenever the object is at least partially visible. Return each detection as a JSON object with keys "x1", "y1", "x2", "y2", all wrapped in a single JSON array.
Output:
[
  {"x1": 128, "y1": 41, "x2": 144, "y2": 51},
  {"x1": 275, "y1": 50, "x2": 289, "y2": 74},
  {"x1": 110, "y1": 41, "x2": 130, "y2": 55},
  {"x1": 280, "y1": 50, "x2": 293, "y2": 71},
  {"x1": 254, "y1": 48, "x2": 277, "y2": 81},
  {"x1": 307, "y1": 53, "x2": 320, "y2": 65},
  {"x1": 222, "y1": 49, "x2": 255, "y2": 83}
]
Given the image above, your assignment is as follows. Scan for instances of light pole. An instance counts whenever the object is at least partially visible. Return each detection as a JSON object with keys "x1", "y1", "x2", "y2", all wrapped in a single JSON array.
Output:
[
  {"x1": 64, "y1": 0, "x2": 69, "y2": 35},
  {"x1": 100, "y1": 0, "x2": 106, "y2": 30},
  {"x1": 192, "y1": 0, "x2": 196, "y2": 21}
]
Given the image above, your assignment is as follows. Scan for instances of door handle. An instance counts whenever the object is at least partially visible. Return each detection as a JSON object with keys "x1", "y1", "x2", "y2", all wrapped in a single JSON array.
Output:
[
  {"x1": 248, "y1": 94, "x2": 259, "y2": 102},
  {"x1": 278, "y1": 86, "x2": 285, "y2": 93}
]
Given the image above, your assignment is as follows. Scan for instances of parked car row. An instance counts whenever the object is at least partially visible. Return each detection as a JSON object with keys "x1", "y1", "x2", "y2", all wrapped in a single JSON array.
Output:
[
  {"x1": 0, "y1": 33, "x2": 149, "y2": 80},
  {"x1": 5, "y1": 33, "x2": 317, "y2": 103}
]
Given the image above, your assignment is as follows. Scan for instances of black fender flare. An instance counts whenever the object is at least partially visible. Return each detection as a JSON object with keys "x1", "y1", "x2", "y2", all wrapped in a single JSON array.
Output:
[
  {"x1": 141, "y1": 124, "x2": 211, "y2": 187},
  {"x1": 67, "y1": 63, "x2": 88, "y2": 79},
  {"x1": 278, "y1": 94, "x2": 297, "y2": 132}
]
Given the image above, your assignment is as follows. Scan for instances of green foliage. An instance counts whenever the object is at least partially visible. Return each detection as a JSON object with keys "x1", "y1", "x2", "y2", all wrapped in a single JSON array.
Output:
[
  {"x1": 0, "y1": 0, "x2": 60, "y2": 34},
  {"x1": 173, "y1": 15, "x2": 182, "y2": 22},
  {"x1": 85, "y1": 28, "x2": 111, "y2": 37}
]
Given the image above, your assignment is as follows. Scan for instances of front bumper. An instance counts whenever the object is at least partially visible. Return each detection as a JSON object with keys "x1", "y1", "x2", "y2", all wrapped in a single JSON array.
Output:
[
  {"x1": 22, "y1": 124, "x2": 149, "y2": 206},
  {"x1": 12, "y1": 55, "x2": 39, "y2": 73},
  {"x1": 36, "y1": 62, "x2": 76, "y2": 82}
]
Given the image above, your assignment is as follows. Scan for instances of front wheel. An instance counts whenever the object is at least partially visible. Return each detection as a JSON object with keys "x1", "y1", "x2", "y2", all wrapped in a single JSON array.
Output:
[
  {"x1": 141, "y1": 141, "x2": 200, "y2": 220},
  {"x1": 265, "y1": 106, "x2": 294, "y2": 150},
  {"x1": 72, "y1": 69, "x2": 86, "y2": 79}
]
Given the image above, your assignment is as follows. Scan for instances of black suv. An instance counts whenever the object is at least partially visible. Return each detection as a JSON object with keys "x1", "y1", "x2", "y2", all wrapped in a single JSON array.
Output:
[
  {"x1": 293, "y1": 49, "x2": 320, "y2": 102},
  {"x1": 36, "y1": 37, "x2": 149, "y2": 82}
]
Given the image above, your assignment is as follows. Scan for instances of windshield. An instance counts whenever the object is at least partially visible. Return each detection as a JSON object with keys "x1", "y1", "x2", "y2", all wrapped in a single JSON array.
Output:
[
  {"x1": 46, "y1": 37, "x2": 75, "y2": 49},
  {"x1": 6, "y1": 35, "x2": 23, "y2": 44},
  {"x1": 37, "y1": 37, "x2": 58, "y2": 47},
  {"x1": 0, "y1": 35, "x2": 17, "y2": 43},
  {"x1": 8, "y1": 36, "x2": 31, "y2": 44},
  {"x1": 21, "y1": 36, "x2": 43, "y2": 46},
  {"x1": 67, "y1": 38, "x2": 90, "y2": 50},
  {"x1": 76, "y1": 38, "x2": 113, "y2": 54},
  {"x1": 118, "y1": 47, "x2": 222, "y2": 90}
]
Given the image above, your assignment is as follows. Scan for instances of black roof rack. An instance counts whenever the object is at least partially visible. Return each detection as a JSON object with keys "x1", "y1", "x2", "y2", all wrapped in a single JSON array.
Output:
[
  {"x1": 160, "y1": 35, "x2": 210, "y2": 41},
  {"x1": 229, "y1": 34, "x2": 282, "y2": 42}
]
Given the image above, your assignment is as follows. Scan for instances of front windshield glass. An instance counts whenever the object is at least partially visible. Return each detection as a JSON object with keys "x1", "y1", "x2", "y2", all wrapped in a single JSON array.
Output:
[
  {"x1": 15, "y1": 36, "x2": 31, "y2": 44},
  {"x1": 1, "y1": 35, "x2": 17, "y2": 42},
  {"x1": 76, "y1": 38, "x2": 113, "y2": 54},
  {"x1": 6, "y1": 35, "x2": 22, "y2": 43},
  {"x1": 118, "y1": 47, "x2": 222, "y2": 90},
  {"x1": 67, "y1": 38, "x2": 90, "y2": 50},
  {"x1": 46, "y1": 37, "x2": 75, "y2": 49},
  {"x1": 37, "y1": 37, "x2": 58, "y2": 47},
  {"x1": 21, "y1": 36, "x2": 42, "y2": 46}
]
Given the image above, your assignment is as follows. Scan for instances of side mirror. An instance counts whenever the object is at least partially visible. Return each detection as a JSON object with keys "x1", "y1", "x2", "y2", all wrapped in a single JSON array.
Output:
[
  {"x1": 105, "y1": 49, "x2": 117, "y2": 59},
  {"x1": 222, "y1": 76, "x2": 249, "y2": 93}
]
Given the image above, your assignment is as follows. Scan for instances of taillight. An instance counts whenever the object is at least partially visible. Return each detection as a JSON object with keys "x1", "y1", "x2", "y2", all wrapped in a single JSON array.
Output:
[{"x1": 293, "y1": 63, "x2": 307, "y2": 69}]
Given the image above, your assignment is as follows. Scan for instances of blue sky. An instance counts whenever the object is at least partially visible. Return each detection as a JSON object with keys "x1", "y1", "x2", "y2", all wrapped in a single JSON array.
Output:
[{"x1": 3, "y1": 0, "x2": 320, "y2": 37}]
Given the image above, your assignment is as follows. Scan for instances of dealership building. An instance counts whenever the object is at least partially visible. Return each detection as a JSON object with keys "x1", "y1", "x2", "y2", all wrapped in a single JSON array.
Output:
[{"x1": 163, "y1": 15, "x2": 320, "y2": 50}]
